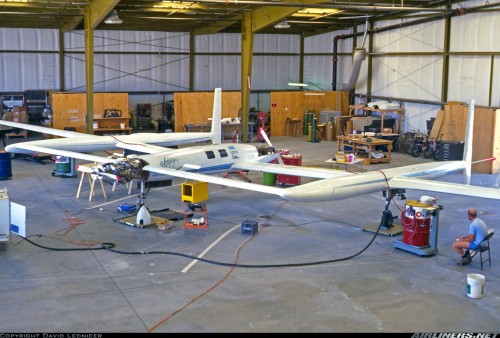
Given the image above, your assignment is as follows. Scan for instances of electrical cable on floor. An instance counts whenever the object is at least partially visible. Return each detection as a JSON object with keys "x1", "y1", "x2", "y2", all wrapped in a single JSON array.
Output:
[
  {"x1": 147, "y1": 230, "x2": 255, "y2": 332},
  {"x1": 17, "y1": 170, "x2": 402, "y2": 268},
  {"x1": 18, "y1": 209, "x2": 385, "y2": 268}
]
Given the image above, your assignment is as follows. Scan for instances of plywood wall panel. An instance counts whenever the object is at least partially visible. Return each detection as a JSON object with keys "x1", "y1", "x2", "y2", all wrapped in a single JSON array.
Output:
[
  {"x1": 493, "y1": 109, "x2": 500, "y2": 174},
  {"x1": 100, "y1": 93, "x2": 129, "y2": 118},
  {"x1": 51, "y1": 93, "x2": 88, "y2": 132},
  {"x1": 173, "y1": 91, "x2": 241, "y2": 132},
  {"x1": 440, "y1": 104, "x2": 468, "y2": 142},
  {"x1": 51, "y1": 92, "x2": 129, "y2": 133},
  {"x1": 473, "y1": 107, "x2": 496, "y2": 173},
  {"x1": 270, "y1": 91, "x2": 348, "y2": 136},
  {"x1": 437, "y1": 103, "x2": 499, "y2": 173}
]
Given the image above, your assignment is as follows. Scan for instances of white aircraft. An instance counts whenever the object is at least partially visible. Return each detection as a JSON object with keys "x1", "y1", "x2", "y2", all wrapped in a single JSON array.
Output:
[
  {"x1": 2, "y1": 94, "x2": 499, "y2": 209},
  {"x1": 0, "y1": 89, "x2": 223, "y2": 153}
]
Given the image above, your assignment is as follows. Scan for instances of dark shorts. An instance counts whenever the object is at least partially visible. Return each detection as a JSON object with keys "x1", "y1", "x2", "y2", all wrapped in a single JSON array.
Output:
[{"x1": 470, "y1": 242, "x2": 479, "y2": 250}]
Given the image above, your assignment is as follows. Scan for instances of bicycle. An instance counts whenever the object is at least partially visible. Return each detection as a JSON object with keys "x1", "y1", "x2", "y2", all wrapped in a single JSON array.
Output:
[{"x1": 423, "y1": 133, "x2": 443, "y2": 160}]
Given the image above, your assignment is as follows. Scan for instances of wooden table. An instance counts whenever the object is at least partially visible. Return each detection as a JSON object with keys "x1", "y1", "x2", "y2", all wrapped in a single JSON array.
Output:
[
  {"x1": 0, "y1": 125, "x2": 14, "y2": 147},
  {"x1": 337, "y1": 135, "x2": 393, "y2": 164},
  {"x1": 324, "y1": 158, "x2": 364, "y2": 172}
]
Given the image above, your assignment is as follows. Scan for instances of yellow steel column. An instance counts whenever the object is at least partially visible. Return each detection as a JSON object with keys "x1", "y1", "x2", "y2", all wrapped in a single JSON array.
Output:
[
  {"x1": 84, "y1": 6, "x2": 94, "y2": 135},
  {"x1": 241, "y1": 13, "x2": 254, "y2": 143}
]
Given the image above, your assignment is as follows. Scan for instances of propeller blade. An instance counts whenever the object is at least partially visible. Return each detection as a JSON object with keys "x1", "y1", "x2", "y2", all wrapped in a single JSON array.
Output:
[
  {"x1": 259, "y1": 128, "x2": 284, "y2": 165},
  {"x1": 259, "y1": 127, "x2": 272, "y2": 147}
]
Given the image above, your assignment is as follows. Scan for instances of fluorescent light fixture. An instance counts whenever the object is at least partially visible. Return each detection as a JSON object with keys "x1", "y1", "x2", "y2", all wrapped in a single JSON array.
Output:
[
  {"x1": 274, "y1": 20, "x2": 290, "y2": 29},
  {"x1": 304, "y1": 92, "x2": 325, "y2": 96},
  {"x1": 105, "y1": 10, "x2": 122, "y2": 24},
  {"x1": 288, "y1": 82, "x2": 308, "y2": 87}
]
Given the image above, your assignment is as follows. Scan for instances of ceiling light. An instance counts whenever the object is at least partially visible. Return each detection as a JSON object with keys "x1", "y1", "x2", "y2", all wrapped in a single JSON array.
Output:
[
  {"x1": 288, "y1": 82, "x2": 308, "y2": 87},
  {"x1": 105, "y1": 10, "x2": 122, "y2": 24},
  {"x1": 274, "y1": 20, "x2": 290, "y2": 29}
]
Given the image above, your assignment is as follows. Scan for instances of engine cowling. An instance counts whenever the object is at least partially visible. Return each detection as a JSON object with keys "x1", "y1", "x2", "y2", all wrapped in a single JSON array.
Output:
[{"x1": 91, "y1": 157, "x2": 150, "y2": 184}]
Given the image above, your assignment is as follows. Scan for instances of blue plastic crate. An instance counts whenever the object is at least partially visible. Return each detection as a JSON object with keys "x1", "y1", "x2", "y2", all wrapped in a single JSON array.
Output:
[{"x1": 241, "y1": 220, "x2": 258, "y2": 234}]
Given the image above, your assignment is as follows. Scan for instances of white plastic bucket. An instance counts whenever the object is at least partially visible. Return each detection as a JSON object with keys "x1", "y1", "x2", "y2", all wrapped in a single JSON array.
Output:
[{"x1": 467, "y1": 273, "x2": 485, "y2": 298}]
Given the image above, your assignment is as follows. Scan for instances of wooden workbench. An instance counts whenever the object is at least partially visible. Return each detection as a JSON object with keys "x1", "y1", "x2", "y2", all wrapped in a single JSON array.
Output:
[{"x1": 337, "y1": 135, "x2": 393, "y2": 164}]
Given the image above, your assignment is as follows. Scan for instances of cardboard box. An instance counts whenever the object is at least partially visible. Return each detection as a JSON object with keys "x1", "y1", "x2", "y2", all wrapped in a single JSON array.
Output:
[{"x1": 361, "y1": 158, "x2": 371, "y2": 165}]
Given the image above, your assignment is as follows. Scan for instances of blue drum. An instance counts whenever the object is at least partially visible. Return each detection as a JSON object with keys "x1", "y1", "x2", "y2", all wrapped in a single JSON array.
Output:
[{"x1": 0, "y1": 150, "x2": 12, "y2": 180}]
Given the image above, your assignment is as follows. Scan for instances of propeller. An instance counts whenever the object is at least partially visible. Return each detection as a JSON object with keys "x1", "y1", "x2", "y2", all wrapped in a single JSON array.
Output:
[{"x1": 259, "y1": 127, "x2": 284, "y2": 165}]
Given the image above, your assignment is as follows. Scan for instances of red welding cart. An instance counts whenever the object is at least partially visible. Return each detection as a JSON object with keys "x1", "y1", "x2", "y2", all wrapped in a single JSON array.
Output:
[{"x1": 277, "y1": 154, "x2": 302, "y2": 186}]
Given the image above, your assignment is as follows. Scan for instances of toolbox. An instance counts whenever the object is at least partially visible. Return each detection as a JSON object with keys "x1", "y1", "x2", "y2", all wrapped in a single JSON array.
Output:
[{"x1": 277, "y1": 154, "x2": 302, "y2": 186}]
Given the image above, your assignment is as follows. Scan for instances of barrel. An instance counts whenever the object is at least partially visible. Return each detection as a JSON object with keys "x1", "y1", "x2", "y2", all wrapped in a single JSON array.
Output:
[
  {"x1": 263, "y1": 172, "x2": 277, "y2": 186},
  {"x1": 400, "y1": 201, "x2": 431, "y2": 247},
  {"x1": 0, "y1": 150, "x2": 12, "y2": 180},
  {"x1": 53, "y1": 155, "x2": 71, "y2": 174}
]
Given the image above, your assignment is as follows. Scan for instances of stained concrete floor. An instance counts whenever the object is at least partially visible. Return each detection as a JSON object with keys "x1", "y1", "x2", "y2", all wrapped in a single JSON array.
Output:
[{"x1": 0, "y1": 133, "x2": 499, "y2": 333}]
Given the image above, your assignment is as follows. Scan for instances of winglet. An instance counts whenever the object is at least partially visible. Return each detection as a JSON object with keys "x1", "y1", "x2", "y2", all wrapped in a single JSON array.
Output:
[
  {"x1": 209, "y1": 88, "x2": 222, "y2": 145},
  {"x1": 463, "y1": 99, "x2": 474, "y2": 185}
]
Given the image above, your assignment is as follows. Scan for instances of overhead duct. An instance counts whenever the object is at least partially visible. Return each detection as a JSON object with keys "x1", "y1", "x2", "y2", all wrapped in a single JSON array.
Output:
[{"x1": 340, "y1": 47, "x2": 367, "y2": 92}]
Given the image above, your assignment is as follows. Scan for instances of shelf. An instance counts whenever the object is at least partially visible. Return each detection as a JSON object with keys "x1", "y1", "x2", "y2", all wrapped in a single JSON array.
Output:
[
  {"x1": 348, "y1": 105, "x2": 404, "y2": 134},
  {"x1": 93, "y1": 117, "x2": 131, "y2": 135},
  {"x1": 184, "y1": 204, "x2": 208, "y2": 232},
  {"x1": 94, "y1": 117, "x2": 129, "y2": 121}
]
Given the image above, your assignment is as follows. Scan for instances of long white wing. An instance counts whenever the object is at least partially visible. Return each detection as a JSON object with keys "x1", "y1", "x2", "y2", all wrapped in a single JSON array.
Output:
[
  {"x1": 0, "y1": 120, "x2": 88, "y2": 138},
  {"x1": 232, "y1": 160, "x2": 352, "y2": 179},
  {"x1": 9, "y1": 144, "x2": 112, "y2": 164},
  {"x1": 389, "y1": 177, "x2": 500, "y2": 200},
  {"x1": 142, "y1": 164, "x2": 287, "y2": 197},
  {"x1": 115, "y1": 142, "x2": 176, "y2": 154}
]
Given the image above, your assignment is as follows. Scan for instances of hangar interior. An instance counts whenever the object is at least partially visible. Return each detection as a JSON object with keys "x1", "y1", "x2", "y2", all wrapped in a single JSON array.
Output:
[
  {"x1": 0, "y1": 133, "x2": 499, "y2": 333},
  {"x1": 0, "y1": 0, "x2": 500, "y2": 333}
]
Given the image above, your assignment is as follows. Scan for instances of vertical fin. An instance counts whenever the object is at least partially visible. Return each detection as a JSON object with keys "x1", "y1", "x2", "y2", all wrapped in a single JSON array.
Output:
[
  {"x1": 463, "y1": 99, "x2": 474, "y2": 185},
  {"x1": 209, "y1": 88, "x2": 222, "y2": 145}
]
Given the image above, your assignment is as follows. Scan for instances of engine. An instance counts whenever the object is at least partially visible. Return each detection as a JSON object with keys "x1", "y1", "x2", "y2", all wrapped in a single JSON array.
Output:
[{"x1": 92, "y1": 157, "x2": 150, "y2": 184}]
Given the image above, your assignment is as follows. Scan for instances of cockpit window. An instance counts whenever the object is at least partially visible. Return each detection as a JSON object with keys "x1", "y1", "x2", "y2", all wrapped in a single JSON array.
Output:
[
  {"x1": 205, "y1": 151, "x2": 215, "y2": 159},
  {"x1": 218, "y1": 149, "x2": 228, "y2": 157}
]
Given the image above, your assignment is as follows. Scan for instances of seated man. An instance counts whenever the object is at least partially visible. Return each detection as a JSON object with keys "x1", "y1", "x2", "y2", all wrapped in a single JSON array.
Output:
[{"x1": 452, "y1": 208, "x2": 488, "y2": 265}]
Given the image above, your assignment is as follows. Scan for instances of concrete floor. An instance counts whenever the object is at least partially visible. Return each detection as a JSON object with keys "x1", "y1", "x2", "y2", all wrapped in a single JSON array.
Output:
[{"x1": 0, "y1": 133, "x2": 499, "y2": 333}]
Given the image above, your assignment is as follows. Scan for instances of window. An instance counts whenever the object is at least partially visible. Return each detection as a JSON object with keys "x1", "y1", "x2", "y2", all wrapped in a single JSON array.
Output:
[
  {"x1": 205, "y1": 151, "x2": 215, "y2": 159},
  {"x1": 218, "y1": 149, "x2": 228, "y2": 157}
]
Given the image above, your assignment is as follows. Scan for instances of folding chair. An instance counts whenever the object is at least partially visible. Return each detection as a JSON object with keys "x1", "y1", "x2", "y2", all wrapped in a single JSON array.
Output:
[{"x1": 469, "y1": 229, "x2": 495, "y2": 269}]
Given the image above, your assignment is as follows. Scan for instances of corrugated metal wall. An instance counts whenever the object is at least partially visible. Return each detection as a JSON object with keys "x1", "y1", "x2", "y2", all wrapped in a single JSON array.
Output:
[{"x1": 1, "y1": 2, "x2": 499, "y2": 131}]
